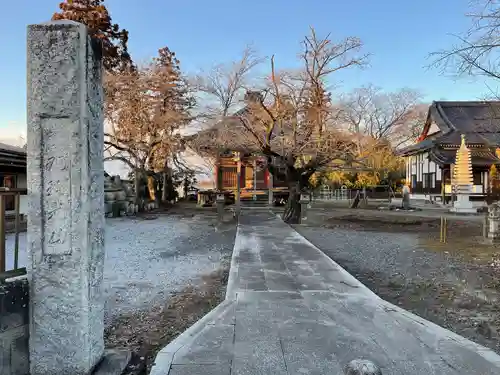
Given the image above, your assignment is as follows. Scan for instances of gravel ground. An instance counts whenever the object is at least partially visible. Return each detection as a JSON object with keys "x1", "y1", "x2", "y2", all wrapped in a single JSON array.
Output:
[
  {"x1": 294, "y1": 216, "x2": 500, "y2": 353},
  {"x1": 6, "y1": 209, "x2": 237, "y2": 372},
  {"x1": 106, "y1": 255, "x2": 233, "y2": 373},
  {"x1": 5, "y1": 211, "x2": 236, "y2": 323}
]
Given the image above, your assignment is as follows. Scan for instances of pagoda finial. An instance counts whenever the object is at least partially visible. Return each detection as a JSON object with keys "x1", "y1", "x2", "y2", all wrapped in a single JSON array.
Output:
[{"x1": 461, "y1": 134, "x2": 466, "y2": 146}]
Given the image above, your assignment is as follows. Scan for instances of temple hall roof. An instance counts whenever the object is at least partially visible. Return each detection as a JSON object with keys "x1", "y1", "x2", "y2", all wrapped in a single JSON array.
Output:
[
  {"x1": 398, "y1": 101, "x2": 500, "y2": 157},
  {"x1": 0, "y1": 142, "x2": 26, "y2": 169},
  {"x1": 428, "y1": 148, "x2": 499, "y2": 166}
]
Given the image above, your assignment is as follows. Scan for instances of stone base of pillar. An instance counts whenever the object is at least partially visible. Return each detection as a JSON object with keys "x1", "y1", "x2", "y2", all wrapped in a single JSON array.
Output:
[
  {"x1": 93, "y1": 350, "x2": 133, "y2": 375},
  {"x1": 450, "y1": 194, "x2": 477, "y2": 214}
]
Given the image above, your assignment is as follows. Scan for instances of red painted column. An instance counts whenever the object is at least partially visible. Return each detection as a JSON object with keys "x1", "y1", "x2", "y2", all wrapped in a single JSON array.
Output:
[
  {"x1": 214, "y1": 164, "x2": 219, "y2": 190},
  {"x1": 240, "y1": 165, "x2": 246, "y2": 189}
]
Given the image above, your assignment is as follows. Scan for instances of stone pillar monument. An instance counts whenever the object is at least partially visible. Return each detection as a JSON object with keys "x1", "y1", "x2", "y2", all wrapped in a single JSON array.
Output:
[
  {"x1": 488, "y1": 201, "x2": 500, "y2": 243},
  {"x1": 216, "y1": 192, "x2": 225, "y2": 221},
  {"x1": 299, "y1": 192, "x2": 310, "y2": 223},
  {"x1": 450, "y1": 134, "x2": 477, "y2": 214},
  {"x1": 27, "y1": 21, "x2": 105, "y2": 375},
  {"x1": 401, "y1": 184, "x2": 411, "y2": 210}
]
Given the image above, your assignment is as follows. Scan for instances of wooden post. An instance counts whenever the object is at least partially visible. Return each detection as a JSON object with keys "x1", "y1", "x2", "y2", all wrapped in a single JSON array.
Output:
[
  {"x1": 450, "y1": 163, "x2": 456, "y2": 206},
  {"x1": 440, "y1": 216, "x2": 443, "y2": 242},
  {"x1": 253, "y1": 158, "x2": 257, "y2": 201},
  {"x1": 440, "y1": 216, "x2": 447, "y2": 243},
  {"x1": 215, "y1": 154, "x2": 222, "y2": 191},
  {"x1": 236, "y1": 152, "x2": 241, "y2": 215},
  {"x1": 441, "y1": 180, "x2": 445, "y2": 205},
  {"x1": 14, "y1": 192, "x2": 20, "y2": 270},
  {"x1": 444, "y1": 217, "x2": 447, "y2": 242},
  {"x1": 483, "y1": 214, "x2": 488, "y2": 238}
]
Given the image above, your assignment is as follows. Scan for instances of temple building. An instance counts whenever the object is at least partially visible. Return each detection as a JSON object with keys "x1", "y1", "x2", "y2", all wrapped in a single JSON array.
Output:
[
  {"x1": 192, "y1": 92, "x2": 289, "y2": 203},
  {"x1": 209, "y1": 147, "x2": 288, "y2": 202},
  {"x1": 398, "y1": 101, "x2": 500, "y2": 204},
  {"x1": 0, "y1": 142, "x2": 27, "y2": 212}
]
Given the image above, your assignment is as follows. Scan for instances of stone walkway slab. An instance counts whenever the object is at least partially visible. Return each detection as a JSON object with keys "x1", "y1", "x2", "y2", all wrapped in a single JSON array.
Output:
[{"x1": 150, "y1": 211, "x2": 500, "y2": 375}]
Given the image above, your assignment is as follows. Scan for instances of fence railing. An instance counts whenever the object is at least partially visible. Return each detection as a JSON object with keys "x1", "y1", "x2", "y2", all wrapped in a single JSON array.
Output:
[
  {"x1": 0, "y1": 188, "x2": 27, "y2": 280},
  {"x1": 312, "y1": 187, "x2": 399, "y2": 202}
]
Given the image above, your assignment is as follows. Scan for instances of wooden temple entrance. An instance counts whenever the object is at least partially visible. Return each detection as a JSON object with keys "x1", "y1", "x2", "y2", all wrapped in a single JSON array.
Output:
[{"x1": 214, "y1": 150, "x2": 288, "y2": 206}]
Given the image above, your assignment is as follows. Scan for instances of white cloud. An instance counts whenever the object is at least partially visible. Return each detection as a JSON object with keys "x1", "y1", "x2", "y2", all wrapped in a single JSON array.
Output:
[{"x1": 0, "y1": 122, "x2": 26, "y2": 147}]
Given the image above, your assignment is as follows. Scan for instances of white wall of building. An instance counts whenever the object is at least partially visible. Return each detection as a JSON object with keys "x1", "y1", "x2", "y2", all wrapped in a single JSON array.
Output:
[{"x1": 421, "y1": 152, "x2": 429, "y2": 173}]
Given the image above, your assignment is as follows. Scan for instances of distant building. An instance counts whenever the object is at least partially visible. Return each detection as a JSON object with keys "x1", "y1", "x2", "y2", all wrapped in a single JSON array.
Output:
[
  {"x1": 191, "y1": 93, "x2": 288, "y2": 199},
  {"x1": 0, "y1": 142, "x2": 27, "y2": 213},
  {"x1": 398, "y1": 101, "x2": 500, "y2": 204}
]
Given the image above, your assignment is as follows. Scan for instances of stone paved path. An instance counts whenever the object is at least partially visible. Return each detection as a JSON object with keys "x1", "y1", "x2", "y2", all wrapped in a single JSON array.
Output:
[{"x1": 150, "y1": 211, "x2": 500, "y2": 375}]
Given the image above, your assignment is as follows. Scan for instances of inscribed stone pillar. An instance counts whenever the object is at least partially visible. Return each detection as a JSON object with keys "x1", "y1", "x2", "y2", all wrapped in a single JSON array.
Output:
[
  {"x1": 27, "y1": 21, "x2": 105, "y2": 375},
  {"x1": 488, "y1": 202, "x2": 500, "y2": 243}
]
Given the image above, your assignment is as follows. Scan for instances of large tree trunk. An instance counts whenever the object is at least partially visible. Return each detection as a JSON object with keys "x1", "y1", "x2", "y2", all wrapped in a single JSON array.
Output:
[
  {"x1": 134, "y1": 168, "x2": 141, "y2": 207},
  {"x1": 183, "y1": 178, "x2": 189, "y2": 199},
  {"x1": 161, "y1": 158, "x2": 171, "y2": 202},
  {"x1": 282, "y1": 181, "x2": 302, "y2": 224},
  {"x1": 265, "y1": 157, "x2": 314, "y2": 224},
  {"x1": 147, "y1": 175, "x2": 156, "y2": 201},
  {"x1": 161, "y1": 171, "x2": 168, "y2": 201}
]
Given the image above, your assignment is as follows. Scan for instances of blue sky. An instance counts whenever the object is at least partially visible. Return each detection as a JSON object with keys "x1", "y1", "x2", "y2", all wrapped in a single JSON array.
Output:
[{"x1": 0, "y1": 0, "x2": 496, "y2": 138}]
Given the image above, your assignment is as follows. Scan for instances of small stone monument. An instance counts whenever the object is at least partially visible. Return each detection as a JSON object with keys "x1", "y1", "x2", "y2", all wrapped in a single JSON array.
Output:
[
  {"x1": 216, "y1": 192, "x2": 225, "y2": 221},
  {"x1": 450, "y1": 134, "x2": 477, "y2": 214},
  {"x1": 299, "y1": 192, "x2": 310, "y2": 223},
  {"x1": 402, "y1": 184, "x2": 411, "y2": 210},
  {"x1": 488, "y1": 201, "x2": 500, "y2": 243}
]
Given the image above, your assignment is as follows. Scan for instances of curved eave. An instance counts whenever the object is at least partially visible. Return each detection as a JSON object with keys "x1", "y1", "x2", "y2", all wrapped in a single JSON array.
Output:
[
  {"x1": 397, "y1": 138, "x2": 436, "y2": 156},
  {"x1": 428, "y1": 148, "x2": 450, "y2": 167},
  {"x1": 428, "y1": 148, "x2": 500, "y2": 167}
]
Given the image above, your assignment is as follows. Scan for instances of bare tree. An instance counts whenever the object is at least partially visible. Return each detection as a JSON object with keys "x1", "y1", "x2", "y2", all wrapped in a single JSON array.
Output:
[
  {"x1": 339, "y1": 85, "x2": 427, "y2": 150},
  {"x1": 185, "y1": 46, "x2": 263, "y2": 183},
  {"x1": 193, "y1": 46, "x2": 264, "y2": 119},
  {"x1": 431, "y1": 0, "x2": 500, "y2": 84},
  {"x1": 193, "y1": 28, "x2": 368, "y2": 223}
]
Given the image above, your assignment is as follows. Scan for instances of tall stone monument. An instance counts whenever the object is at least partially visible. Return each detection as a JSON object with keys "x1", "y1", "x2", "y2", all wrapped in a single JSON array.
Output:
[
  {"x1": 450, "y1": 134, "x2": 477, "y2": 214},
  {"x1": 27, "y1": 21, "x2": 105, "y2": 374}
]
